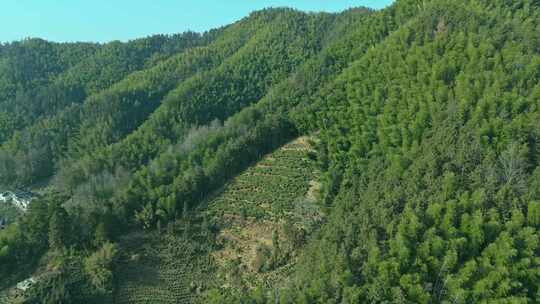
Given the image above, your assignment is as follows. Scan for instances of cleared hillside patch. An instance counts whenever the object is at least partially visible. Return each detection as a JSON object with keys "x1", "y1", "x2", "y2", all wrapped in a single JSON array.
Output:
[
  {"x1": 204, "y1": 136, "x2": 322, "y2": 291},
  {"x1": 113, "y1": 136, "x2": 322, "y2": 303}
]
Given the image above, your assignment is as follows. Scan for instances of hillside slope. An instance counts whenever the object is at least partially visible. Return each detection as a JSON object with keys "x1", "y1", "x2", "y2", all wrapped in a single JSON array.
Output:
[
  {"x1": 0, "y1": 0, "x2": 539, "y2": 303},
  {"x1": 112, "y1": 137, "x2": 319, "y2": 304}
]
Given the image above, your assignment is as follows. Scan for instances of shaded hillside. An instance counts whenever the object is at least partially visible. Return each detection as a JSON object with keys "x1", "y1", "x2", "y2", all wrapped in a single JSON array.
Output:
[{"x1": 0, "y1": 33, "x2": 212, "y2": 145}]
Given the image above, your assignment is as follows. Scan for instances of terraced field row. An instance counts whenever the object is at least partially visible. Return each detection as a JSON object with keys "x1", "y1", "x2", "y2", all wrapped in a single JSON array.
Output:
[
  {"x1": 207, "y1": 137, "x2": 317, "y2": 221},
  {"x1": 114, "y1": 231, "x2": 214, "y2": 304}
]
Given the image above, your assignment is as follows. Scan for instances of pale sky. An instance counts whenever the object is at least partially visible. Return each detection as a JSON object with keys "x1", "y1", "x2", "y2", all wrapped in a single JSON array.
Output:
[{"x1": 0, "y1": 0, "x2": 394, "y2": 43}]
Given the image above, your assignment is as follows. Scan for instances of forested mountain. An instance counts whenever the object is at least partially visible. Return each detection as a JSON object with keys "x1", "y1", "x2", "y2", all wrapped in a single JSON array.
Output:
[{"x1": 1, "y1": 0, "x2": 539, "y2": 303}]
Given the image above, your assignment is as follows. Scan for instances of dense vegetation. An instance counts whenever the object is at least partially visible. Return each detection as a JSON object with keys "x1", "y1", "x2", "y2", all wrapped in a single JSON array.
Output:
[{"x1": 1, "y1": 0, "x2": 540, "y2": 303}]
